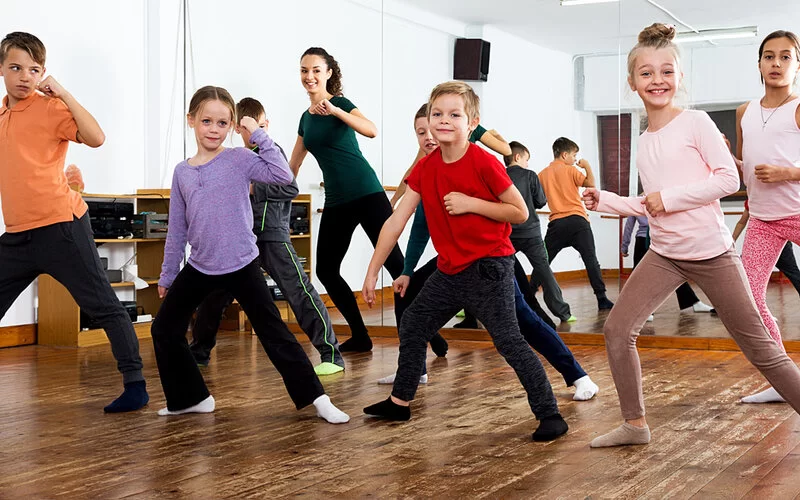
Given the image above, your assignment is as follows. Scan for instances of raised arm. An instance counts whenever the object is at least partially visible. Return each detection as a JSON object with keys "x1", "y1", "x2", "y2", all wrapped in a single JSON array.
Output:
[
  {"x1": 578, "y1": 159, "x2": 596, "y2": 188},
  {"x1": 443, "y1": 185, "x2": 528, "y2": 225},
  {"x1": 241, "y1": 126, "x2": 293, "y2": 186},
  {"x1": 477, "y1": 129, "x2": 512, "y2": 156},
  {"x1": 391, "y1": 149, "x2": 426, "y2": 208},
  {"x1": 312, "y1": 99, "x2": 377, "y2": 138},
  {"x1": 40, "y1": 76, "x2": 105, "y2": 147},
  {"x1": 659, "y1": 114, "x2": 740, "y2": 213},
  {"x1": 362, "y1": 189, "x2": 421, "y2": 306}
]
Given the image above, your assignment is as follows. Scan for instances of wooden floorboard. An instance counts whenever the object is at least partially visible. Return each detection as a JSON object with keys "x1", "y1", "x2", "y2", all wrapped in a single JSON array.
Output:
[{"x1": 1, "y1": 334, "x2": 800, "y2": 498}]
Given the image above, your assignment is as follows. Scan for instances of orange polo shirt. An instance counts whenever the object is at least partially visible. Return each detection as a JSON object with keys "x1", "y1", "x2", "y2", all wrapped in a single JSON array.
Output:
[
  {"x1": 0, "y1": 92, "x2": 87, "y2": 232},
  {"x1": 538, "y1": 159, "x2": 588, "y2": 222}
]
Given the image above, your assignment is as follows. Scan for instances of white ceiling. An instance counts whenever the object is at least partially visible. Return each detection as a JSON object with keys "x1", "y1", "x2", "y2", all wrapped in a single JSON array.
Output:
[{"x1": 391, "y1": 0, "x2": 800, "y2": 55}]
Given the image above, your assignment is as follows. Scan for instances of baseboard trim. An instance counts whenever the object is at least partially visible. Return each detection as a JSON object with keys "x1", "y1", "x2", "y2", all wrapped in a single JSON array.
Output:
[
  {"x1": 0, "y1": 324, "x2": 37, "y2": 348},
  {"x1": 286, "y1": 323, "x2": 800, "y2": 353}
]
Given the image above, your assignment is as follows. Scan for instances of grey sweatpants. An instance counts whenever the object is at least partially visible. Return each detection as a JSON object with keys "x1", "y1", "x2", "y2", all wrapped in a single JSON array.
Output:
[
  {"x1": 258, "y1": 240, "x2": 343, "y2": 367},
  {"x1": 392, "y1": 256, "x2": 560, "y2": 420},
  {"x1": 512, "y1": 236, "x2": 571, "y2": 321}
]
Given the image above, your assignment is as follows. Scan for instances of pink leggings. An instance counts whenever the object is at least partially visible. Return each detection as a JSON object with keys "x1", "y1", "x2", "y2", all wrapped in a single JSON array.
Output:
[{"x1": 741, "y1": 215, "x2": 800, "y2": 350}]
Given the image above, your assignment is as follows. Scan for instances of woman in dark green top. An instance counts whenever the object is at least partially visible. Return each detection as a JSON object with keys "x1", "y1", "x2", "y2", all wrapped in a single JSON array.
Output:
[{"x1": 289, "y1": 47, "x2": 404, "y2": 352}]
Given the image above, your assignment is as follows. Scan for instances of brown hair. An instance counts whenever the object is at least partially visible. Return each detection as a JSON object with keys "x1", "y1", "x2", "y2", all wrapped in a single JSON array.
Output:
[
  {"x1": 627, "y1": 23, "x2": 680, "y2": 81},
  {"x1": 414, "y1": 103, "x2": 428, "y2": 122},
  {"x1": 0, "y1": 31, "x2": 46, "y2": 66},
  {"x1": 301, "y1": 47, "x2": 343, "y2": 96},
  {"x1": 552, "y1": 137, "x2": 579, "y2": 159},
  {"x1": 504, "y1": 141, "x2": 530, "y2": 167},
  {"x1": 758, "y1": 30, "x2": 800, "y2": 84},
  {"x1": 187, "y1": 85, "x2": 236, "y2": 123},
  {"x1": 236, "y1": 97, "x2": 266, "y2": 121},
  {"x1": 427, "y1": 81, "x2": 480, "y2": 122}
]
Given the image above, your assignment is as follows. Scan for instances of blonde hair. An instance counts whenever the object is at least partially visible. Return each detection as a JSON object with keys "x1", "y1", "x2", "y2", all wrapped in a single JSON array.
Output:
[
  {"x1": 427, "y1": 81, "x2": 480, "y2": 122},
  {"x1": 627, "y1": 23, "x2": 681, "y2": 80},
  {"x1": 0, "y1": 32, "x2": 45, "y2": 66},
  {"x1": 187, "y1": 85, "x2": 236, "y2": 123}
]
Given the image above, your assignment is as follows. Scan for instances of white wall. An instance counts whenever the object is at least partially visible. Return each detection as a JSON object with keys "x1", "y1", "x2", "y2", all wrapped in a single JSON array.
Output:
[{"x1": 0, "y1": 0, "x2": 631, "y2": 327}]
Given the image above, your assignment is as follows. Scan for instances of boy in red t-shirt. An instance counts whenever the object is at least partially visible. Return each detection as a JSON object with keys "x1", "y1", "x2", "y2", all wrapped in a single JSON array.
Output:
[{"x1": 361, "y1": 82, "x2": 567, "y2": 441}]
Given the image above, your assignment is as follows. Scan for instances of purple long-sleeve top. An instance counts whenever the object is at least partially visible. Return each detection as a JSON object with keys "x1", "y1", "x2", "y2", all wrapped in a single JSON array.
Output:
[{"x1": 159, "y1": 129, "x2": 293, "y2": 288}]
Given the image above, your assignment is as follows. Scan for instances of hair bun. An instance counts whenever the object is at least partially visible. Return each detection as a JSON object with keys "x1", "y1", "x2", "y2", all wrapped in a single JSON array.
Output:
[{"x1": 638, "y1": 23, "x2": 676, "y2": 44}]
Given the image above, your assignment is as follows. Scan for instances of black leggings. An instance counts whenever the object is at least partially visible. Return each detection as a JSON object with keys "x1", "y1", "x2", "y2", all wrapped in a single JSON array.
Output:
[{"x1": 317, "y1": 192, "x2": 404, "y2": 338}]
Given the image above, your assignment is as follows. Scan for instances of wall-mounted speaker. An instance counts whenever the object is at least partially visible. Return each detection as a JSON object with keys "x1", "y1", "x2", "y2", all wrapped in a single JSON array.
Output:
[{"x1": 453, "y1": 38, "x2": 491, "y2": 82}]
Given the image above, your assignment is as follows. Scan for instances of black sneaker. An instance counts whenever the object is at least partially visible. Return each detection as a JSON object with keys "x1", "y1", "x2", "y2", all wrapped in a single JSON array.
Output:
[
  {"x1": 597, "y1": 297, "x2": 615, "y2": 310},
  {"x1": 429, "y1": 333, "x2": 449, "y2": 357},
  {"x1": 340, "y1": 336, "x2": 373, "y2": 353}
]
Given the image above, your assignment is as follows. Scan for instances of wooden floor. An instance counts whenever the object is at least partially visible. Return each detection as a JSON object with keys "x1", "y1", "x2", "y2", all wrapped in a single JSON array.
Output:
[
  {"x1": 328, "y1": 277, "x2": 800, "y2": 341},
  {"x1": 3, "y1": 334, "x2": 800, "y2": 498}
]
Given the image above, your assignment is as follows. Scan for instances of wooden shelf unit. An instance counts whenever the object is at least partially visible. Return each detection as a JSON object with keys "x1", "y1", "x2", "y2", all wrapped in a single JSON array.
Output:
[{"x1": 38, "y1": 189, "x2": 170, "y2": 347}]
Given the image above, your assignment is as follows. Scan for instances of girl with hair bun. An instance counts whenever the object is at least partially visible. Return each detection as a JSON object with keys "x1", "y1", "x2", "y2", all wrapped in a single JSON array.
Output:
[
  {"x1": 582, "y1": 23, "x2": 800, "y2": 447},
  {"x1": 289, "y1": 47, "x2": 404, "y2": 352}
]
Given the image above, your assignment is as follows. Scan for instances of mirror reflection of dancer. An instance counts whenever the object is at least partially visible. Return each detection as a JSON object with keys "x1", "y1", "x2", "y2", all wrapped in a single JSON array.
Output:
[
  {"x1": 584, "y1": 24, "x2": 800, "y2": 447},
  {"x1": 735, "y1": 30, "x2": 800, "y2": 404},
  {"x1": 289, "y1": 47, "x2": 403, "y2": 352}
]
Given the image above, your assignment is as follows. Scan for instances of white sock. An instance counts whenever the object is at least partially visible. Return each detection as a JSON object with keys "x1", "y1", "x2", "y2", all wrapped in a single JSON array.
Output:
[
  {"x1": 377, "y1": 373, "x2": 428, "y2": 385},
  {"x1": 573, "y1": 375, "x2": 599, "y2": 401},
  {"x1": 692, "y1": 301, "x2": 714, "y2": 313},
  {"x1": 313, "y1": 394, "x2": 350, "y2": 424},
  {"x1": 646, "y1": 314, "x2": 654, "y2": 322},
  {"x1": 157, "y1": 395, "x2": 215, "y2": 416},
  {"x1": 741, "y1": 386, "x2": 786, "y2": 404}
]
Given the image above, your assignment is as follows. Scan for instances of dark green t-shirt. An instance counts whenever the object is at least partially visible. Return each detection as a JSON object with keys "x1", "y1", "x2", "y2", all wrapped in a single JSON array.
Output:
[
  {"x1": 469, "y1": 124, "x2": 487, "y2": 144},
  {"x1": 298, "y1": 96, "x2": 383, "y2": 207}
]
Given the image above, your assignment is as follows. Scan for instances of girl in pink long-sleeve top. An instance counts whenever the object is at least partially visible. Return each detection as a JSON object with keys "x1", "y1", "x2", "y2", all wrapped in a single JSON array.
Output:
[
  {"x1": 582, "y1": 23, "x2": 800, "y2": 448},
  {"x1": 735, "y1": 30, "x2": 800, "y2": 405}
]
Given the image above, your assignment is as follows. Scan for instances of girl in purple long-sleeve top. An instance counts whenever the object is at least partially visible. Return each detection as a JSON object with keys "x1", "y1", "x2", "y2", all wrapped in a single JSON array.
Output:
[{"x1": 151, "y1": 86, "x2": 348, "y2": 424}]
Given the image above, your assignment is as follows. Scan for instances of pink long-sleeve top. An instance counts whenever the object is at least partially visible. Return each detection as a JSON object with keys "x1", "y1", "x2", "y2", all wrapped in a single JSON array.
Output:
[{"x1": 596, "y1": 109, "x2": 740, "y2": 261}]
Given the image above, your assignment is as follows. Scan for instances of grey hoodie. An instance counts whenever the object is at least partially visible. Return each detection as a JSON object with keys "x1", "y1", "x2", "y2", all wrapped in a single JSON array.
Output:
[{"x1": 250, "y1": 144, "x2": 299, "y2": 242}]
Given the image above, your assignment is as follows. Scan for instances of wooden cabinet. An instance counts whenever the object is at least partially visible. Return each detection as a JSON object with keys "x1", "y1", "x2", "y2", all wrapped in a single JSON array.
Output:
[{"x1": 38, "y1": 189, "x2": 169, "y2": 347}]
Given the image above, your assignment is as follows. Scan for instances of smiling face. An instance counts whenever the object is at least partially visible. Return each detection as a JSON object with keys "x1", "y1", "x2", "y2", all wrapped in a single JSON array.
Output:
[
  {"x1": 428, "y1": 93, "x2": 477, "y2": 147},
  {"x1": 188, "y1": 99, "x2": 233, "y2": 153},
  {"x1": 0, "y1": 47, "x2": 44, "y2": 106},
  {"x1": 300, "y1": 54, "x2": 331, "y2": 95},
  {"x1": 759, "y1": 36, "x2": 800, "y2": 90},
  {"x1": 414, "y1": 116, "x2": 438, "y2": 154},
  {"x1": 629, "y1": 46, "x2": 682, "y2": 111}
]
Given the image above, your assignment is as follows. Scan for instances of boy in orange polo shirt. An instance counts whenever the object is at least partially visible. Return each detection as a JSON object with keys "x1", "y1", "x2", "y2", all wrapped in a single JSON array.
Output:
[
  {"x1": 538, "y1": 137, "x2": 614, "y2": 311},
  {"x1": 0, "y1": 32, "x2": 148, "y2": 412}
]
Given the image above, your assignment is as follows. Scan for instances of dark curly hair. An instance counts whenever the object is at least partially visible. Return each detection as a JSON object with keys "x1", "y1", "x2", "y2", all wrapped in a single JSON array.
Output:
[{"x1": 301, "y1": 47, "x2": 343, "y2": 96}]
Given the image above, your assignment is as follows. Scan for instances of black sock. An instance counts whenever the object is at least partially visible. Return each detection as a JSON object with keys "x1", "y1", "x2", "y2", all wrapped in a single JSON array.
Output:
[
  {"x1": 364, "y1": 397, "x2": 411, "y2": 421},
  {"x1": 429, "y1": 334, "x2": 448, "y2": 357},
  {"x1": 340, "y1": 336, "x2": 373, "y2": 352},
  {"x1": 104, "y1": 380, "x2": 149, "y2": 413},
  {"x1": 532, "y1": 414, "x2": 569, "y2": 442}
]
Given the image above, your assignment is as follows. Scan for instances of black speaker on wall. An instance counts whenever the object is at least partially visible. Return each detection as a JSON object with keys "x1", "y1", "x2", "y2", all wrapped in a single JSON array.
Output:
[{"x1": 453, "y1": 38, "x2": 491, "y2": 82}]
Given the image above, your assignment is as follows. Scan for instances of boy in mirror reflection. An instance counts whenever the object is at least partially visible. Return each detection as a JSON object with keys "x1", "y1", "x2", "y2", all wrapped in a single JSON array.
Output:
[
  {"x1": 537, "y1": 138, "x2": 614, "y2": 311},
  {"x1": 505, "y1": 141, "x2": 576, "y2": 325}
]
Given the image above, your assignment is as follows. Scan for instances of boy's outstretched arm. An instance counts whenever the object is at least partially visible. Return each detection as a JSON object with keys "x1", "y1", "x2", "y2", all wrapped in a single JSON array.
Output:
[
  {"x1": 362, "y1": 189, "x2": 421, "y2": 306},
  {"x1": 39, "y1": 76, "x2": 105, "y2": 147},
  {"x1": 443, "y1": 185, "x2": 528, "y2": 224}
]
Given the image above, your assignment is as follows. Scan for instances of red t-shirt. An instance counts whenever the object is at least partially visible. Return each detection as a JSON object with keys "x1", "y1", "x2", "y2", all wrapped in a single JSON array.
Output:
[{"x1": 406, "y1": 143, "x2": 515, "y2": 274}]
